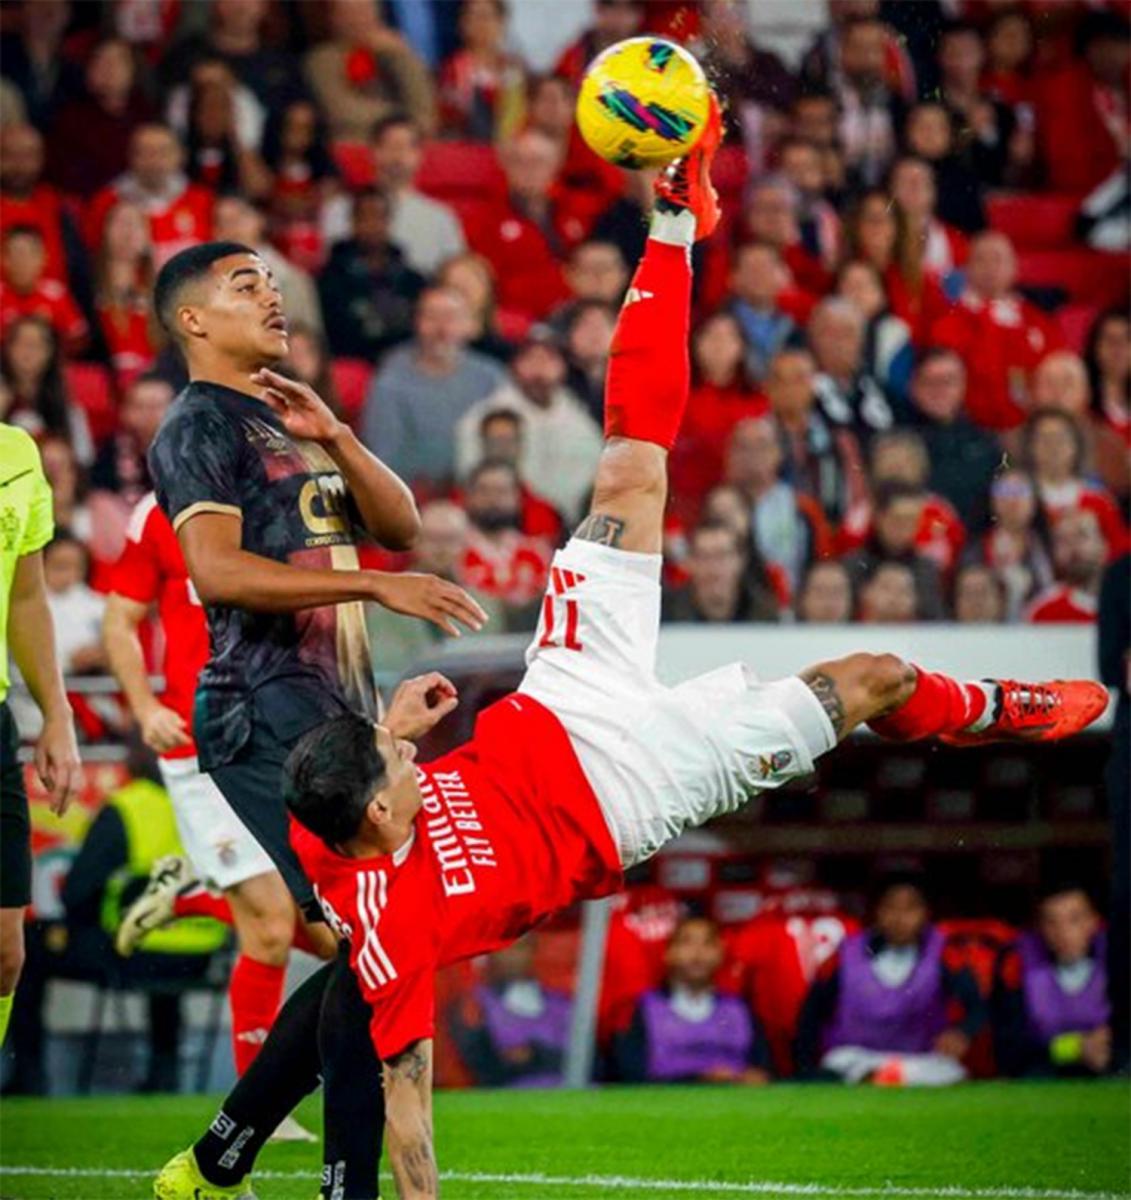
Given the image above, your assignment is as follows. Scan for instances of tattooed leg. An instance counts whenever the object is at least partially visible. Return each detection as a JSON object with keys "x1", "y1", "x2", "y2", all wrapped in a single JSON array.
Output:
[
  {"x1": 800, "y1": 655, "x2": 917, "y2": 744},
  {"x1": 384, "y1": 1040, "x2": 438, "y2": 1199}
]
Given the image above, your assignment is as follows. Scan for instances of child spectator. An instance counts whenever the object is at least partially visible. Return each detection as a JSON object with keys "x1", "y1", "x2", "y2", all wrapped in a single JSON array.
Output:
[
  {"x1": 93, "y1": 200, "x2": 156, "y2": 386},
  {"x1": 436, "y1": 252, "x2": 511, "y2": 362},
  {"x1": 670, "y1": 310, "x2": 768, "y2": 518},
  {"x1": 47, "y1": 37, "x2": 154, "y2": 197},
  {"x1": 795, "y1": 875, "x2": 985, "y2": 1084},
  {"x1": 931, "y1": 231, "x2": 1063, "y2": 431},
  {"x1": 318, "y1": 188, "x2": 425, "y2": 360},
  {"x1": 796, "y1": 559, "x2": 854, "y2": 624},
  {"x1": 361, "y1": 286, "x2": 506, "y2": 490},
  {"x1": 0, "y1": 226, "x2": 88, "y2": 355},
  {"x1": 449, "y1": 937, "x2": 571, "y2": 1089},
  {"x1": 438, "y1": 0, "x2": 527, "y2": 142},
  {"x1": 723, "y1": 416, "x2": 831, "y2": 598},
  {"x1": 304, "y1": 0, "x2": 436, "y2": 139},
  {"x1": 661, "y1": 521, "x2": 783, "y2": 625},
  {"x1": 952, "y1": 563, "x2": 1007, "y2": 624},
  {"x1": 86, "y1": 124, "x2": 214, "y2": 269},
  {"x1": 908, "y1": 348, "x2": 1000, "y2": 533},
  {"x1": 456, "y1": 330, "x2": 601, "y2": 525},
  {"x1": 459, "y1": 458, "x2": 551, "y2": 622},
  {"x1": 994, "y1": 885, "x2": 1112, "y2": 1077},
  {"x1": 261, "y1": 99, "x2": 340, "y2": 273},
  {"x1": 834, "y1": 260, "x2": 912, "y2": 402},
  {"x1": 765, "y1": 347, "x2": 866, "y2": 526},
  {"x1": 1024, "y1": 509, "x2": 1108, "y2": 625},
  {"x1": 0, "y1": 316, "x2": 91, "y2": 463},
  {"x1": 616, "y1": 917, "x2": 771, "y2": 1085},
  {"x1": 977, "y1": 469, "x2": 1054, "y2": 620},
  {"x1": 1023, "y1": 409, "x2": 1128, "y2": 559}
]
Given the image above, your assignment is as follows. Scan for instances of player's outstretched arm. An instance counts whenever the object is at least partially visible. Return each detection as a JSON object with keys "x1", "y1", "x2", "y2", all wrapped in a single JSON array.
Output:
[
  {"x1": 252, "y1": 367, "x2": 421, "y2": 551},
  {"x1": 384, "y1": 1039, "x2": 438, "y2": 1200},
  {"x1": 178, "y1": 512, "x2": 486, "y2": 635}
]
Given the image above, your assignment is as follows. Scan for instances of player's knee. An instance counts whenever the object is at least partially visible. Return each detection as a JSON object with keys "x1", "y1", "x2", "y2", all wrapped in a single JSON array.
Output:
[
  {"x1": 859, "y1": 653, "x2": 917, "y2": 708},
  {"x1": 0, "y1": 937, "x2": 25, "y2": 994},
  {"x1": 591, "y1": 441, "x2": 666, "y2": 507},
  {"x1": 235, "y1": 908, "x2": 294, "y2": 966}
]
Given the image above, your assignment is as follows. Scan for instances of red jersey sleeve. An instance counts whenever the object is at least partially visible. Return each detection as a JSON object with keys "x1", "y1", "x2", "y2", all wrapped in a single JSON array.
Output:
[
  {"x1": 111, "y1": 498, "x2": 163, "y2": 605},
  {"x1": 366, "y1": 963, "x2": 436, "y2": 1061}
]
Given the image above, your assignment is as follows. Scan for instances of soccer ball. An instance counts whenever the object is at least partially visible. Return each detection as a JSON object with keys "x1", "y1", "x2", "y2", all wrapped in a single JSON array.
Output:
[{"x1": 575, "y1": 36, "x2": 711, "y2": 169}]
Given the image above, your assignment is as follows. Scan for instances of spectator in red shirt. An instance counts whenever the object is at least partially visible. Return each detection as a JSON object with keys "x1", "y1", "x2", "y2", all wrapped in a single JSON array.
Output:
[
  {"x1": 46, "y1": 36, "x2": 154, "y2": 197},
  {"x1": 738, "y1": 180, "x2": 831, "y2": 299},
  {"x1": 1024, "y1": 508, "x2": 1108, "y2": 624},
  {"x1": 459, "y1": 458, "x2": 552, "y2": 623},
  {"x1": 857, "y1": 559, "x2": 920, "y2": 622},
  {"x1": 952, "y1": 563, "x2": 1007, "y2": 625},
  {"x1": 1033, "y1": 9, "x2": 1130, "y2": 195},
  {"x1": 93, "y1": 200, "x2": 156, "y2": 386},
  {"x1": 0, "y1": 226, "x2": 88, "y2": 355},
  {"x1": 86, "y1": 124, "x2": 215, "y2": 270},
  {"x1": 1023, "y1": 409, "x2": 1129, "y2": 560},
  {"x1": 438, "y1": 0, "x2": 527, "y2": 142},
  {"x1": 0, "y1": 123, "x2": 75, "y2": 285},
  {"x1": 724, "y1": 415, "x2": 833, "y2": 598},
  {"x1": 0, "y1": 316, "x2": 89, "y2": 457},
  {"x1": 670, "y1": 310, "x2": 768, "y2": 521},
  {"x1": 662, "y1": 521, "x2": 783, "y2": 625},
  {"x1": 1084, "y1": 308, "x2": 1131, "y2": 447},
  {"x1": 765, "y1": 347, "x2": 866, "y2": 526},
  {"x1": 982, "y1": 9, "x2": 1035, "y2": 112},
  {"x1": 467, "y1": 128, "x2": 576, "y2": 321},
  {"x1": 796, "y1": 559, "x2": 854, "y2": 624},
  {"x1": 930, "y1": 230, "x2": 1063, "y2": 431},
  {"x1": 553, "y1": 0, "x2": 646, "y2": 85}
]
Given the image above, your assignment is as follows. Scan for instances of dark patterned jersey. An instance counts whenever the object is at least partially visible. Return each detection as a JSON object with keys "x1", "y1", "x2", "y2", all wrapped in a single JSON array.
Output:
[{"x1": 148, "y1": 381, "x2": 378, "y2": 769}]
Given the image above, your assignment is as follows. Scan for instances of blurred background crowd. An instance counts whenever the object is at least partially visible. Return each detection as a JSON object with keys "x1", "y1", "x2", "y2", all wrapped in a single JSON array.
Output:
[
  {"x1": 0, "y1": 0, "x2": 1127, "y2": 1098},
  {"x1": 1, "y1": 0, "x2": 1128, "y2": 654}
]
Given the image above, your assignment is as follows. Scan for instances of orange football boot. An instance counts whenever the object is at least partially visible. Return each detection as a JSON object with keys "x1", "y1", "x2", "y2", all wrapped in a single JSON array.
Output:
[
  {"x1": 940, "y1": 679, "x2": 1109, "y2": 747},
  {"x1": 653, "y1": 92, "x2": 724, "y2": 240}
]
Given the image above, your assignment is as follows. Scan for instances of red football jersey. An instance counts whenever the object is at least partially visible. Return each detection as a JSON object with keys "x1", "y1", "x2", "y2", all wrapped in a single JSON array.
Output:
[
  {"x1": 291, "y1": 693, "x2": 623, "y2": 1059},
  {"x1": 110, "y1": 493, "x2": 209, "y2": 759},
  {"x1": 1023, "y1": 584, "x2": 1098, "y2": 624},
  {"x1": 0, "y1": 279, "x2": 88, "y2": 351}
]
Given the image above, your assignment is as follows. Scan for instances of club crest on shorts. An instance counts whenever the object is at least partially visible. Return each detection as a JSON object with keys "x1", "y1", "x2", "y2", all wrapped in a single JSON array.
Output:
[{"x1": 758, "y1": 749, "x2": 794, "y2": 778}]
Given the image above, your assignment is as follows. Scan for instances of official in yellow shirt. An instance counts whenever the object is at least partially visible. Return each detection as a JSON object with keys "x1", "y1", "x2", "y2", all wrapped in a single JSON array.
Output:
[{"x1": 0, "y1": 423, "x2": 81, "y2": 1043}]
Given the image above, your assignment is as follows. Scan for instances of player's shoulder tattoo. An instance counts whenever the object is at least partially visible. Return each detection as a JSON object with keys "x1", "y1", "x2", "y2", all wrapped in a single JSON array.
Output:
[{"x1": 574, "y1": 512, "x2": 626, "y2": 548}]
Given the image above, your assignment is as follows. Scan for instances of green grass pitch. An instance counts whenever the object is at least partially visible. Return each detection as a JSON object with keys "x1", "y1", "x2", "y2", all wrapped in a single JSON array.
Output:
[{"x1": 0, "y1": 1082, "x2": 1128, "y2": 1200}]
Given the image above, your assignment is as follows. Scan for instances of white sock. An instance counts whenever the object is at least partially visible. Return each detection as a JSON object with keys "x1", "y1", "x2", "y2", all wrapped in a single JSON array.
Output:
[
  {"x1": 648, "y1": 208, "x2": 696, "y2": 247},
  {"x1": 961, "y1": 682, "x2": 1000, "y2": 733}
]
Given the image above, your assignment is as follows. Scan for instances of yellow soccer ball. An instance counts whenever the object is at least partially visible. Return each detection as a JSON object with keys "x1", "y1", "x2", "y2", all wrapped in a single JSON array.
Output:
[{"x1": 575, "y1": 36, "x2": 711, "y2": 169}]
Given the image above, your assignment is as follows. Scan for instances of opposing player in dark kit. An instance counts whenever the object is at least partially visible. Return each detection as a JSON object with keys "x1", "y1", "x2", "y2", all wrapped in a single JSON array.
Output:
[
  {"x1": 145, "y1": 239, "x2": 486, "y2": 1200},
  {"x1": 279, "y1": 98, "x2": 1108, "y2": 1197}
]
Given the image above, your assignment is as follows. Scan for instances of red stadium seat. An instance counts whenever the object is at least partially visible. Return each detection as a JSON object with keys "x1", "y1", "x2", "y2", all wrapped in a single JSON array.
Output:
[
  {"x1": 332, "y1": 141, "x2": 377, "y2": 189},
  {"x1": 64, "y1": 361, "x2": 116, "y2": 441},
  {"x1": 986, "y1": 192, "x2": 1079, "y2": 250},
  {"x1": 1017, "y1": 249, "x2": 1131, "y2": 308},
  {"x1": 330, "y1": 357, "x2": 373, "y2": 425},
  {"x1": 416, "y1": 141, "x2": 505, "y2": 201},
  {"x1": 1057, "y1": 303, "x2": 1100, "y2": 352}
]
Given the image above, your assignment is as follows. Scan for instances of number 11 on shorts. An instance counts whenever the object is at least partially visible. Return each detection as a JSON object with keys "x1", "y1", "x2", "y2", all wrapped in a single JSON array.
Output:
[{"x1": 538, "y1": 595, "x2": 583, "y2": 652}]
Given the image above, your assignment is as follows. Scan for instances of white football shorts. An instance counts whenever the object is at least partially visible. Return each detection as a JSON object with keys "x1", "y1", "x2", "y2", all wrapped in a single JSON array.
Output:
[
  {"x1": 158, "y1": 755, "x2": 277, "y2": 891},
  {"x1": 519, "y1": 538, "x2": 837, "y2": 868}
]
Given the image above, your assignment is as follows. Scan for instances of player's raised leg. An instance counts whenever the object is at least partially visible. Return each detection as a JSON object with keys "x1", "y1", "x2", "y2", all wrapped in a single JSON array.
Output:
[{"x1": 573, "y1": 95, "x2": 722, "y2": 557}]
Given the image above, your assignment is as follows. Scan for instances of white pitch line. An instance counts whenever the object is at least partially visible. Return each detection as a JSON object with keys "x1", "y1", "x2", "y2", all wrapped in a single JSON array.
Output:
[{"x1": 0, "y1": 1165, "x2": 1127, "y2": 1200}]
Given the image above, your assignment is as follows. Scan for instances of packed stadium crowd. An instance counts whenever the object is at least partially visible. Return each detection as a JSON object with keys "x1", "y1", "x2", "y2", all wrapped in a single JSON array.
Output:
[{"x1": 1, "y1": 0, "x2": 1128, "y2": 655}]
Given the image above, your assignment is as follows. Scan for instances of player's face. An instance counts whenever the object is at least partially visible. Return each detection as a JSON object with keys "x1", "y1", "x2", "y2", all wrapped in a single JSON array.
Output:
[
  {"x1": 1039, "y1": 892, "x2": 1099, "y2": 964},
  {"x1": 875, "y1": 885, "x2": 928, "y2": 947},
  {"x1": 189, "y1": 253, "x2": 288, "y2": 364},
  {"x1": 371, "y1": 724, "x2": 423, "y2": 825}
]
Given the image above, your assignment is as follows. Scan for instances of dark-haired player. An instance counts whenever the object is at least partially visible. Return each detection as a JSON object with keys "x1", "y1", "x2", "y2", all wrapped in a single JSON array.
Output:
[
  {"x1": 253, "y1": 98, "x2": 1105, "y2": 1197},
  {"x1": 145, "y1": 240, "x2": 487, "y2": 1200}
]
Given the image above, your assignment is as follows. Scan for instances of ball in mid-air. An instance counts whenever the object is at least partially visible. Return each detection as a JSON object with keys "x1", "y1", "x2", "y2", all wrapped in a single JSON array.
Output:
[{"x1": 575, "y1": 36, "x2": 711, "y2": 169}]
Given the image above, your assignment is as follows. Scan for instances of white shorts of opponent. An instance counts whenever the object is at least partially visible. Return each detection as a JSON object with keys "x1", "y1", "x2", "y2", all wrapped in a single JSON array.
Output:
[
  {"x1": 519, "y1": 539, "x2": 838, "y2": 869},
  {"x1": 157, "y1": 756, "x2": 276, "y2": 891}
]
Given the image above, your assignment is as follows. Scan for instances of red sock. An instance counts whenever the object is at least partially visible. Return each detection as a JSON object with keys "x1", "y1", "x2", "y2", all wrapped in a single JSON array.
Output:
[
  {"x1": 868, "y1": 667, "x2": 990, "y2": 741},
  {"x1": 173, "y1": 890, "x2": 233, "y2": 923},
  {"x1": 229, "y1": 954, "x2": 286, "y2": 1075},
  {"x1": 603, "y1": 237, "x2": 692, "y2": 451}
]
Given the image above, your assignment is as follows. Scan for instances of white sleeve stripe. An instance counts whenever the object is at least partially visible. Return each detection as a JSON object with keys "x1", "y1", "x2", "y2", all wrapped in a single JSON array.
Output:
[
  {"x1": 126, "y1": 492, "x2": 159, "y2": 543},
  {"x1": 355, "y1": 872, "x2": 385, "y2": 989},
  {"x1": 365, "y1": 870, "x2": 398, "y2": 983}
]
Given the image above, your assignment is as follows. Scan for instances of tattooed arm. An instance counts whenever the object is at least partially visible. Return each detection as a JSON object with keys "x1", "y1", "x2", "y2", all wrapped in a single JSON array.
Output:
[{"x1": 384, "y1": 1039, "x2": 438, "y2": 1199}]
